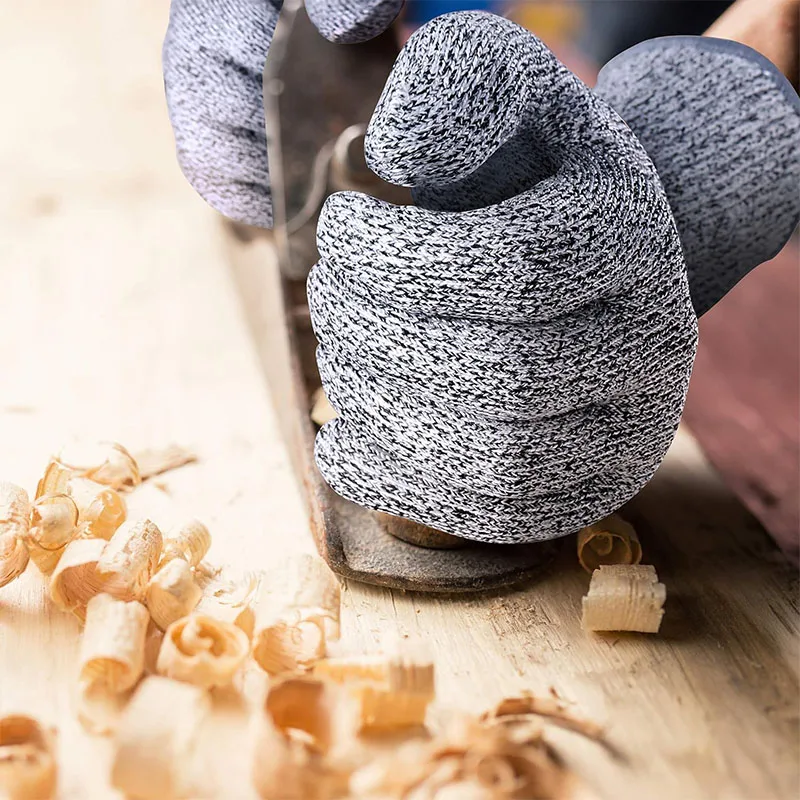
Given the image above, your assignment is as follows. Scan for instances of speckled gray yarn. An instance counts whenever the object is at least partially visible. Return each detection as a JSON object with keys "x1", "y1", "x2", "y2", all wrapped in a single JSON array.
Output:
[
  {"x1": 596, "y1": 37, "x2": 800, "y2": 316},
  {"x1": 306, "y1": 0, "x2": 403, "y2": 43},
  {"x1": 308, "y1": 12, "x2": 698, "y2": 544},
  {"x1": 162, "y1": 0, "x2": 403, "y2": 227}
]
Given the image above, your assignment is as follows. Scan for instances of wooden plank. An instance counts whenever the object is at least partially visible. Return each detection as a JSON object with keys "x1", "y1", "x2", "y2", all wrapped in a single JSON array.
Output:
[
  {"x1": 0, "y1": 4, "x2": 309, "y2": 798},
  {"x1": 0, "y1": 3, "x2": 796, "y2": 800}
]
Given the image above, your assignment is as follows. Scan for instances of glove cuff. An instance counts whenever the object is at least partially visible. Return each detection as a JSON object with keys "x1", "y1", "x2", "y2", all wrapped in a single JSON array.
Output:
[{"x1": 596, "y1": 36, "x2": 800, "y2": 316}]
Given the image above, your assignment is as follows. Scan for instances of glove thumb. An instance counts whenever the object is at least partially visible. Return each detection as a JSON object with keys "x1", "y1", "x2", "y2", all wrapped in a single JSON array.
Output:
[{"x1": 365, "y1": 12, "x2": 538, "y2": 199}]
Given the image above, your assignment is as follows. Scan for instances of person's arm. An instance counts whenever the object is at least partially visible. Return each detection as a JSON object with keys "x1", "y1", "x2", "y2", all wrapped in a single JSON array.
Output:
[{"x1": 706, "y1": 0, "x2": 799, "y2": 87}]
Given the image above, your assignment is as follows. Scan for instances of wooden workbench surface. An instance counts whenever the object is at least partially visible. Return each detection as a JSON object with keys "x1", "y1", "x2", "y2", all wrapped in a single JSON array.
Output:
[{"x1": 1, "y1": 3, "x2": 797, "y2": 798}]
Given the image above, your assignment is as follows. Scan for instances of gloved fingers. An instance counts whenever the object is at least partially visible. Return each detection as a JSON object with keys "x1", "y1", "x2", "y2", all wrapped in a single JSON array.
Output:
[
  {"x1": 315, "y1": 419, "x2": 661, "y2": 543},
  {"x1": 317, "y1": 332, "x2": 681, "y2": 435},
  {"x1": 410, "y1": 131, "x2": 558, "y2": 213},
  {"x1": 315, "y1": 175, "x2": 663, "y2": 322},
  {"x1": 306, "y1": 0, "x2": 404, "y2": 43},
  {"x1": 309, "y1": 261, "x2": 688, "y2": 419},
  {"x1": 365, "y1": 11, "x2": 610, "y2": 195},
  {"x1": 163, "y1": 0, "x2": 280, "y2": 228},
  {"x1": 365, "y1": 11, "x2": 539, "y2": 188},
  {"x1": 320, "y1": 368, "x2": 685, "y2": 498}
]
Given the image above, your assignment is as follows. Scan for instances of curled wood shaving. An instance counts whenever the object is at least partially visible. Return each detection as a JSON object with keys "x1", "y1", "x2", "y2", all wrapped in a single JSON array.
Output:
[
  {"x1": 111, "y1": 676, "x2": 209, "y2": 800},
  {"x1": 351, "y1": 715, "x2": 572, "y2": 800},
  {"x1": 310, "y1": 387, "x2": 338, "y2": 427},
  {"x1": 252, "y1": 554, "x2": 340, "y2": 675},
  {"x1": 133, "y1": 445, "x2": 197, "y2": 482},
  {"x1": 194, "y1": 563, "x2": 259, "y2": 639},
  {"x1": 56, "y1": 441, "x2": 141, "y2": 492},
  {"x1": 67, "y1": 477, "x2": 126, "y2": 541},
  {"x1": 24, "y1": 494, "x2": 79, "y2": 575},
  {"x1": 97, "y1": 518, "x2": 163, "y2": 602},
  {"x1": 0, "y1": 537, "x2": 29, "y2": 591},
  {"x1": 481, "y1": 694, "x2": 606, "y2": 743},
  {"x1": 156, "y1": 613, "x2": 249, "y2": 689},
  {"x1": 0, "y1": 715, "x2": 57, "y2": 800},
  {"x1": 315, "y1": 642, "x2": 435, "y2": 732},
  {"x1": 80, "y1": 594, "x2": 150, "y2": 691},
  {"x1": 49, "y1": 538, "x2": 108, "y2": 619},
  {"x1": 145, "y1": 558, "x2": 202, "y2": 631},
  {"x1": 253, "y1": 677, "x2": 357, "y2": 800},
  {"x1": 577, "y1": 514, "x2": 642, "y2": 573},
  {"x1": 162, "y1": 519, "x2": 211, "y2": 567},
  {"x1": 581, "y1": 564, "x2": 666, "y2": 634},
  {"x1": 35, "y1": 459, "x2": 73, "y2": 499},
  {"x1": 78, "y1": 594, "x2": 150, "y2": 734},
  {"x1": 0, "y1": 482, "x2": 31, "y2": 588}
]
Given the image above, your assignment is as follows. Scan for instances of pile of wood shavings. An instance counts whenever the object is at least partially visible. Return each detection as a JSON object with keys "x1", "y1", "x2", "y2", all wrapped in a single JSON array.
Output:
[{"x1": 0, "y1": 442, "x2": 652, "y2": 800}]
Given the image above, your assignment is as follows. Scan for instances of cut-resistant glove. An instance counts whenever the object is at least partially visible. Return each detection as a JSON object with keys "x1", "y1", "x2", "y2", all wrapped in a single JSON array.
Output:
[
  {"x1": 595, "y1": 35, "x2": 800, "y2": 315},
  {"x1": 308, "y1": 11, "x2": 700, "y2": 544},
  {"x1": 162, "y1": 0, "x2": 405, "y2": 227}
]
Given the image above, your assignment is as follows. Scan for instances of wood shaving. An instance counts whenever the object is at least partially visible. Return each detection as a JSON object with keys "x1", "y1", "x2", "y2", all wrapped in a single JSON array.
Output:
[
  {"x1": 0, "y1": 482, "x2": 31, "y2": 588},
  {"x1": 78, "y1": 593, "x2": 150, "y2": 734},
  {"x1": 315, "y1": 642, "x2": 435, "y2": 732},
  {"x1": 0, "y1": 536, "x2": 29, "y2": 590},
  {"x1": 111, "y1": 676, "x2": 210, "y2": 800},
  {"x1": 0, "y1": 715, "x2": 57, "y2": 800},
  {"x1": 252, "y1": 554, "x2": 340, "y2": 675},
  {"x1": 35, "y1": 459, "x2": 73, "y2": 499},
  {"x1": 351, "y1": 714, "x2": 572, "y2": 800},
  {"x1": 133, "y1": 445, "x2": 197, "y2": 481},
  {"x1": 481, "y1": 694, "x2": 606, "y2": 743},
  {"x1": 577, "y1": 514, "x2": 642, "y2": 573},
  {"x1": 194, "y1": 563, "x2": 259, "y2": 639},
  {"x1": 49, "y1": 538, "x2": 108, "y2": 619},
  {"x1": 97, "y1": 518, "x2": 163, "y2": 602},
  {"x1": 56, "y1": 441, "x2": 141, "y2": 492},
  {"x1": 310, "y1": 387, "x2": 338, "y2": 426},
  {"x1": 24, "y1": 494, "x2": 79, "y2": 575},
  {"x1": 67, "y1": 477, "x2": 127, "y2": 541},
  {"x1": 581, "y1": 564, "x2": 666, "y2": 634},
  {"x1": 156, "y1": 613, "x2": 250, "y2": 689},
  {"x1": 162, "y1": 519, "x2": 211, "y2": 567},
  {"x1": 145, "y1": 558, "x2": 202, "y2": 630},
  {"x1": 253, "y1": 677, "x2": 357, "y2": 800}
]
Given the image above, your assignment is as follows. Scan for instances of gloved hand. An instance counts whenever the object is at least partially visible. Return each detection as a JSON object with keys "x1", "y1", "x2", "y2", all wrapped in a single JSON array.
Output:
[
  {"x1": 162, "y1": 0, "x2": 405, "y2": 227},
  {"x1": 595, "y1": 35, "x2": 800, "y2": 315},
  {"x1": 308, "y1": 11, "x2": 700, "y2": 544}
]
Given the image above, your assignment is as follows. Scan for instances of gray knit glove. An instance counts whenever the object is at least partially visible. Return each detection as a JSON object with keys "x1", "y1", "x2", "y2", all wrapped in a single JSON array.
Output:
[
  {"x1": 308, "y1": 12, "x2": 699, "y2": 544},
  {"x1": 162, "y1": 0, "x2": 404, "y2": 227},
  {"x1": 596, "y1": 36, "x2": 800, "y2": 315}
]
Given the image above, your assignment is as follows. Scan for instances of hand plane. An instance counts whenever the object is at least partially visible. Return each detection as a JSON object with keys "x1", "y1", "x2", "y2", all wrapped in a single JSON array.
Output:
[{"x1": 263, "y1": 0, "x2": 557, "y2": 591}]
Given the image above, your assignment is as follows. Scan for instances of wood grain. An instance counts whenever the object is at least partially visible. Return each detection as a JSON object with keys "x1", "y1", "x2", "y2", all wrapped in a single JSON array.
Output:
[{"x1": 0, "y1": 3, "x2": 796, "y2": 799}]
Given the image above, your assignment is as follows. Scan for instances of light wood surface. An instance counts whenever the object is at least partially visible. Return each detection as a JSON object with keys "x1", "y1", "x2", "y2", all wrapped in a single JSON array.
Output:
[{"x1": 0, "y1": 3, "x2": 797, "y2": 799}]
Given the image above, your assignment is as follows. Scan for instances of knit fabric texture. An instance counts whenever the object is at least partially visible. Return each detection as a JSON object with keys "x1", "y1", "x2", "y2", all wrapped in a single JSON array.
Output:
[
  {"x1": 162, "y1": 0, "x2": 403, "y2": 228},
  {"x1": 306, "y1": 0, "x2": 404, "y2": 43},
  {"x1": 309, "y1": 12, "x2": 699, "y2": 544},
  {"x1": 596, "y1": 36, "x2": 800, "y2": 316}
]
